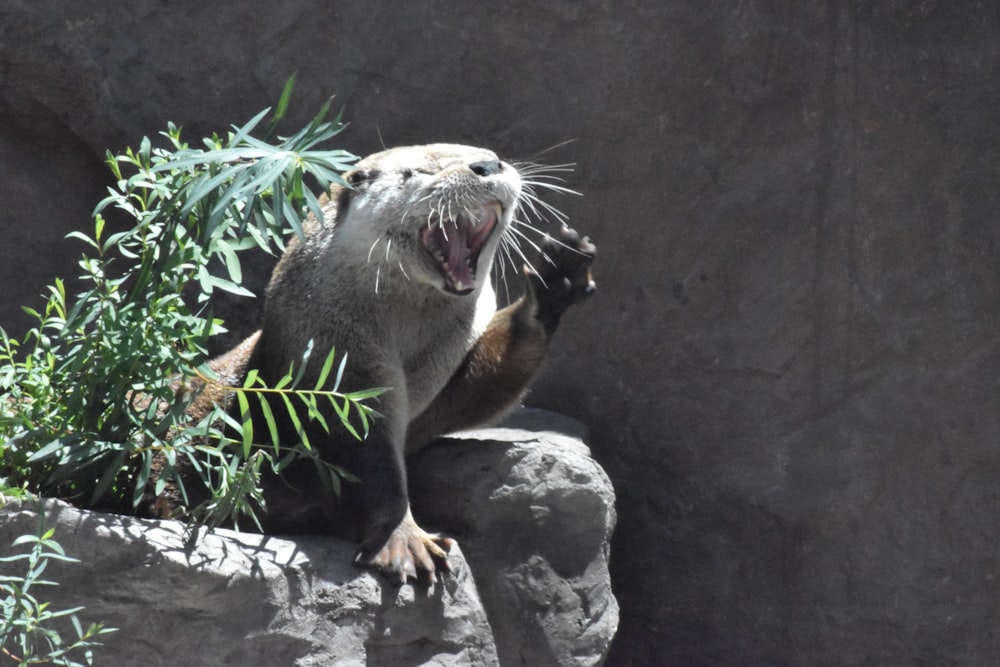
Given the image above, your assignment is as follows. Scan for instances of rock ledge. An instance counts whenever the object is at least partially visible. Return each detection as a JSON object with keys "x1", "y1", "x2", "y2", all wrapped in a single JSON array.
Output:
[{"x1": 0, "y1": 409, "x2": 617, "y2": 666}]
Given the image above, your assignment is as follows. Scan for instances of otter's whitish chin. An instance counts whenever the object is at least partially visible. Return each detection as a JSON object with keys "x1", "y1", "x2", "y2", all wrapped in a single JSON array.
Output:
[{"x1": 420, "y1": 204, "x2": 500, "y2": 294}]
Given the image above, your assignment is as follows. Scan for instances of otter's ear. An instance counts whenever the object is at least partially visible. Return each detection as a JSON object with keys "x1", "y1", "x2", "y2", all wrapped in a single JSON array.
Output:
[
  {"x1": 344, "y1": 169, "x2": 370, "y2": 187},
  {"x1": 335, "y1": 168, "x2": 378, "y2": 215}
]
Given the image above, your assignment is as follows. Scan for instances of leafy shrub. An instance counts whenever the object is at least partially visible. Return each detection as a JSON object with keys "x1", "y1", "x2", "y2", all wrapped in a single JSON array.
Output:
[
  {"x1": 0, "y1": 86, "x2": 389, "y2": 664},
  {"x1": 0, "y1": 498, "x2": 114, "y2": 667},
  {"x1": 0, "y1": 83, "x2": 380, "y2": 526}
]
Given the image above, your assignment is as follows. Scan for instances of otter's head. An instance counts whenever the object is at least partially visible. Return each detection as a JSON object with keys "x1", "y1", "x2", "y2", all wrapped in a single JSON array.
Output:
[{"x1": 336, "y1": 144, "x2": 522, "y2": 296}]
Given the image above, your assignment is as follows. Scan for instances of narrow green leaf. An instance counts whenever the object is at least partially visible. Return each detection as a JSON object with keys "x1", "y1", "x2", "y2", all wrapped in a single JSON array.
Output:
[
  {"x1": 280, "y1": 393, "x2": 308, "y2": 449},
  {"x1": 315, "y1": 346, "x2": 337, "y2": 390},
  {"x1": 333, "y1": 353, "x2": 348, "y2": 391},
  {"x1": 273, "y1": 365, "x2": 292, "y2": 390},
  {"x1": 301, "y1": 185, "x2": 327, "y2": 224},
  {"x1": 327, "y1": 467, "x2": 342, "y2": 497},
  {"x1": 300, "y1": 393, "x2": 330, "y2": 434},
  {"x1": 11, "y1": 534, "x2": 41, "y2": 547},
  {"x1": 90, "y1": 449, "x2": 126, "y2": 505},
  {"x1": 344, "y1": 387, "x2": 389, "y2": 401},
  {"x1": 273, "y1": 74, "x2": 296, "y2": 124},
  {"x1": 71, "y1": 613, "x2": 83, "y2": 638},
  {"x1": 207, "y1": 274, "x2": 255, "y2": 298},
  {"x1": 302, "y1": 161, "x2": 351, "y2": 190},
  {"x1": 231, "y1": 107, "x2": 272, "y2": 146},
  {"x1": 236, "y1": 392, "x2": 253, "y2": 459},
  {"x1": 281, "y1": 192, "x2": 302, "y2": 236},
  {"x1": 332, "y1": 399, "x2": 362, "y2": 441},
  {"x1": 65, "y1": 231, "x2": 100, "y2": 250},
  {"x1": 132, "y1": 449, "x2": 152, "y2": 508},
  {"x1": 256, "y1": 394, "x2": 280, "y2": 454},
  {"x1": 292, "y1": 340, "x2": 314, "y2": 388},
  {"x1": 26, "y1": 439, "x2": 71, "y2": 463}
]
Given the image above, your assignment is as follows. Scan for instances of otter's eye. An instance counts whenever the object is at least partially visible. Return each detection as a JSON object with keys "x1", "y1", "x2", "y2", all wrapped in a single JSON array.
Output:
[{"x1": 400, "y1": 168, "x2": 413, "y2": 181}]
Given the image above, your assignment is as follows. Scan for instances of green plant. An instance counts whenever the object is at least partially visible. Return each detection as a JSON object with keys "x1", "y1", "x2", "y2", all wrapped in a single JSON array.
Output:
[
  {"x1": 0, "y1": 500, "x2": 114, "y2": 667},
  {"x1": 0, "y1": 84, "x2": 386, "y2": 667},
  {"x1": 0, "y1": 83, "x2": 381, "y2": 525}
]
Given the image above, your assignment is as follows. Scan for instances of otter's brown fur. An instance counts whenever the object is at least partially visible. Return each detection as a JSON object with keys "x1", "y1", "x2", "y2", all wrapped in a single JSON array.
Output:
[{"x1": 149, "y1": 144, "x2": 596, "y2": 584}]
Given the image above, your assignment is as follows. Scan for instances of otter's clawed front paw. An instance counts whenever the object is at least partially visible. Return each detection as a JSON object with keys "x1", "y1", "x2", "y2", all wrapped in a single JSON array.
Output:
[
  {"x1": 355, "y1": 509, "x2": 456, "y2": 585},
  {"x1": 526, "y1": 224, "x2": 597, "y2": 335}
]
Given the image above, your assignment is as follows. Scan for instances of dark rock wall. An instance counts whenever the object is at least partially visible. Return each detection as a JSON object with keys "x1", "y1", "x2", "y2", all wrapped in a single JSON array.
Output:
[{"x1": 2, "y1": 2, "x2": 999, "y2": 664}]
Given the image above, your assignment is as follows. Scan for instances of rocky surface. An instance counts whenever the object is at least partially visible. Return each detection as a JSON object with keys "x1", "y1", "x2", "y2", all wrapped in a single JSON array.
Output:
[
  {"x1": 412, "y1": 410, "x2": 618, "y2": 667},
  {"x1": 2, "y1": 2, "x2": 1000, "y2": 665},
  {"x1": 0, "y1": 410, "x2": 616, "y2": 666},
  {"x1": 0, "y1": 499, "x2": 500, "y2": 667}
]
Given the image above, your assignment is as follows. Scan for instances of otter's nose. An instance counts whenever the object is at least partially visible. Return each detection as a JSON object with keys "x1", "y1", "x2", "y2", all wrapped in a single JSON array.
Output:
[{"x1": 469, "y1": 160, "x2": 503, "y2": 177}]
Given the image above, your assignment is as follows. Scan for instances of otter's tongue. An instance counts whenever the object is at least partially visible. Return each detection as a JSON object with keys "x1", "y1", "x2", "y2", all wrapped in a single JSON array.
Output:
[
  {"x1": 444, "y1": 225, "x2": 474, "y2": 290},
  {"x1": 422, "y1": 207, "x2": 498, "y2": 294}
]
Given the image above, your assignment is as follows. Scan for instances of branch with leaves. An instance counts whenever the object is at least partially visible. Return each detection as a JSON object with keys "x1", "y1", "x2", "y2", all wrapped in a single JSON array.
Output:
[
  {"x1": 0, "y1": 502, "x2": 115, "y2": 667},
  {"x1": 0, "y1": 81, "x2": 374, "y2": 522},
  {"x1": 0, "y1": 81, "x2": 381, "y2": 667}
]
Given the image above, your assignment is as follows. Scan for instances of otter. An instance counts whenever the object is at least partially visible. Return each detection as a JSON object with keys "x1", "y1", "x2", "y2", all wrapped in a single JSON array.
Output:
[{"x1": 151, "y1": 144, "x2": 596, "y2": 584}]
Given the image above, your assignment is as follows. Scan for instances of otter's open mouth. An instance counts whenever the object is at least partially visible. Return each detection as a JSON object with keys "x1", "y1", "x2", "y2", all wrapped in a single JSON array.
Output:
[{"x1": 420, "y1": 203, "x2": 500, "y2": 294}]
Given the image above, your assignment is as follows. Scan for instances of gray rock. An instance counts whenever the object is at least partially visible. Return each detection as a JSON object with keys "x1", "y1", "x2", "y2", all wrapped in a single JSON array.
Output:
[
  {"x1": 0, "y1": 498, "x2": 500, "y2": 667},
  {"x1": 410, "y1": 409, "x2": 619, "y2": 667},
  {"x1": 0, "y1": 411, "x2": 617, "y2": 666}
]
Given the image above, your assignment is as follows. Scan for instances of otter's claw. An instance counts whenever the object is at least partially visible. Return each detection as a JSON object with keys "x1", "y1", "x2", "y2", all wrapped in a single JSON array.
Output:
[
  {"x1": 355, "y1": 509, "x2": 455, "y2": 585},
  {"x1": 526, "y1": 224, "x2": 597, "y2": 335}
]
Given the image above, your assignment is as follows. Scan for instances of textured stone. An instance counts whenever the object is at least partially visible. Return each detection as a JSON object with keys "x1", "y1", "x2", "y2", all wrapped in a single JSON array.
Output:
[
  {"x1": 411, "y1": 409, "x2": 618, "y2": 667},
  {"x1": 2, "y1": 2, "x2": 1000, "y2": 665},
  {"x1": 0, "y1": 498, "x2": 500, "y2": 667},
  {"x1": 0, "y1": 411, "x2": 617, "y2": 666}
]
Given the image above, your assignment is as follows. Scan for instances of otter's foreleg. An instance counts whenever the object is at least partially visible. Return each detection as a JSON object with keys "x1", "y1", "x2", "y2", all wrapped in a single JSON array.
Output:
[
  {"x1": 406, "y1": 225, "x2": 597, "y2": 452},
  {"x1": 347, "y1": 368, "x2": 458, "y2": 585},
  {"x1": 362, "y1": 293, "x2": 552, "y2": 582},
  {"x1": 357, "y1": 226, "x2": 595, "y2": 585}
]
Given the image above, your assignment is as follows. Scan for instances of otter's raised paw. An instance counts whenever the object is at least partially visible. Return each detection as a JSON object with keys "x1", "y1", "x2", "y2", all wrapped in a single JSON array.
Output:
[
  {"x1": 355, "y1": 509, "x2": 455, "y2": 586},
  {"x1": 526, "y1": 224, "x2": 597, "y2": 335}
]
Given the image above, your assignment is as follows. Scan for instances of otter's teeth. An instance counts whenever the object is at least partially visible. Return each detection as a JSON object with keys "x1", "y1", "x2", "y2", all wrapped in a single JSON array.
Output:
[{"x1": 420, "y1": 205, "x2": 498, "y2": 293}]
